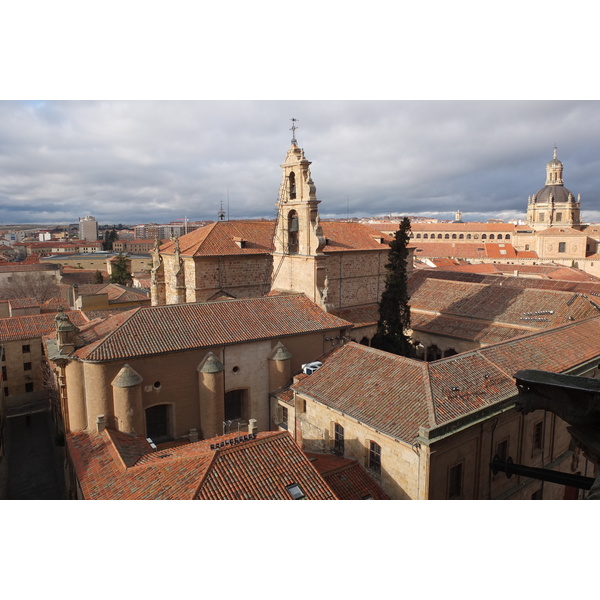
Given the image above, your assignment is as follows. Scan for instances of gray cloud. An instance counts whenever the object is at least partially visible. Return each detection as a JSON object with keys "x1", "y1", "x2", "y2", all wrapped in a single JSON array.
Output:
[{"x1": 1, "y1": 100, "x2": 599, "y2": 225}]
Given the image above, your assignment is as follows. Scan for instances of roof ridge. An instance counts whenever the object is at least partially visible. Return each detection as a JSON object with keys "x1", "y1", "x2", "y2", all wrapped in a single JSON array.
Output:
[
  {"x1": 423, "y1": 361, "x2": 439, "y2": 427},
  {"x1": 78, "y1": 306, "x2": 142, "y2": 355}
]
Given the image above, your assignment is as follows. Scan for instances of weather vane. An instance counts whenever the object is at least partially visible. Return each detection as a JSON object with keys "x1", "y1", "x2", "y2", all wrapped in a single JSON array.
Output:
[{"x1": 290, "y1": 118, "x2": 299, "y2": 145}]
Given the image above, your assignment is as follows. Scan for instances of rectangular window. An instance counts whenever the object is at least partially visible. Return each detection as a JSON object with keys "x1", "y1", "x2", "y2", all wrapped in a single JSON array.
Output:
[
  {"x1": 280, "y1": 406, "x2": 288, "y2": 430},
  {"x1": 3, "y1": 387, "x2": 8, "y2": 397},
  {"x1": 1, "y1": 366, "x2": 6, "y2": 381},
  {"x1": 496, "y1": 439, "x2": 508, "y2": 462},
  {"x1": 539, "y1": 213, "x2": 545, "y2": 222},
  {"x1": 333, "y1": 423, "x2": 344, "y2": 456},
  {"x1": 369, "y1": 441, "x2": 381, "y2": 474},
  {"x1": 448, "y1": 463, "x2": 463, "y2": 499},
  {"x1": 24, "y1": 362, "x2": 32, "y2": 371},
  {"x1": 533, "y1": 421, "x2": 544, "y2": 450},
  {"x1": 25, "y1": 382, "x2": 33, "y2": 393},
  {"x1": 22, "y1": 344, "x2": 30, "y2": 353},
  {"x1": 558, "y1": 242, "x2": 566, "y2": 253}
]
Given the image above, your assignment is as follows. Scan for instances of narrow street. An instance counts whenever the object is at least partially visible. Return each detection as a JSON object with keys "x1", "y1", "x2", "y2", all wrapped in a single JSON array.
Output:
[{"x1": 2, "y1": 408, "x2": 65, "y2": 500}]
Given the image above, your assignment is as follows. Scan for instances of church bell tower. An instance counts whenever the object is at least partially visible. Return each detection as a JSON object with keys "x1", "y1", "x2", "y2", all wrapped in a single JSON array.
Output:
[{"x1": 272, "y1": 120, "x2": 328, "y2": 307}]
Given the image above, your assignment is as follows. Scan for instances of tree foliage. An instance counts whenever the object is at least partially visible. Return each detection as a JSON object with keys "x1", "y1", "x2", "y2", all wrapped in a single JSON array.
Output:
[
  {"x1": 109, "y1": 254, "x2": 133, "y2": 286},
  {"x1": 371, "y1": 217, "x2": 413, "y2": 357},
  {"x1": 93, "y1": 270, "x2": 104, "y2": 284},
  {"x1": 0, "y1": 273, "x2": 61, "y2": 303},
  {"x1": 103, "y1": 229, "x2": 119, "y2": 251}
]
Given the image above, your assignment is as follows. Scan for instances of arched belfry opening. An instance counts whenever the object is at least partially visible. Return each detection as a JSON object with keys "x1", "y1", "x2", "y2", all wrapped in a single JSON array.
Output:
[
  {"x1": 289, "y1": 171, "x2": 296, "y2": 199},
  {"x1": 288, "y1": 210, "x2": 299, "y2": 254}
]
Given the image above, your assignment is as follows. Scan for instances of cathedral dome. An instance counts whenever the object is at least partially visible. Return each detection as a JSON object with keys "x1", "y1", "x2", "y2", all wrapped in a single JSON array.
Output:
[{"x1": 533, "y1": 184, "x2": 575, "y2": 204}]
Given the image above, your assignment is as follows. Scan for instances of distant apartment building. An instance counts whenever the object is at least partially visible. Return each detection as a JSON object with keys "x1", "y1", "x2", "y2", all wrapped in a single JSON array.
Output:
[
  {"x1": 134, "y1": 222, "x2": 209, "y2": 240},
  {"x1": 79, "y1": 216, "x2": 98, "y2": 242}
]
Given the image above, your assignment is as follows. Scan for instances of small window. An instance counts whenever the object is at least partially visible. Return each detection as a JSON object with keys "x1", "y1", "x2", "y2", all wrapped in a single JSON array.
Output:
[
  {"x1": 1, "y1": 366, "x2": 6, "y2": 380},
  {"x1": 556, "y1": 212, "x2": 562, "y2": 222},
  {"x1": 369, "y1": 441, "x2": 381, "y2": 474},
  {"x1": 539, "y1": 213, "x2": 545, "y2": 222},
  {"x1": 280, "y1": 405, "x2": 289, "y2": 429},
  {"x1": 459, "y1": 234, "x2": 464, "y2": 239},
  {"x1": 333, "y1": 423, "x2": 344, "y2": 456},
  {"x1": 497, "y1": 234, "x2": 503, "y2": 240},
  {"x1": 525, "y1": 244, "x2": 530, "y2": 251},
  {"x1": 451, "y1": 234, "x2": 457, "y2": 239},
  {"x1": 416, "y1": 233, "x2": 421, "y2": 239},
  {"x1": 22, "y1": 344, "x2": 31, "y2": 354},
  {"x1": 24, "y1": 362, "x2": 32, "y2": 371},
  {"x1": 444, "y1": 234, "x2": 450, "y2": 239},
  {"x1": 533, "y1": 421, "x2": 543, "y2": 450},
  {"x1": 558, "y1": 242, "x2": 566, "y2": 253},
  {"x1": 437, "y1": 234, "x2": 442, "y2": 239},
  {"x1": 3, "y1": 387, "x2": 8, "y2": 396},
  {"x1": 505, "y1": 234, "x2": 510, "y2": 240},
  {"x1": 25, "y1": 382, "x2": 34, "y2": 393},
  {"x1": 496, "y1": 439, "x2": 508, "y2": 462},
  {"x1": 448, "y1": 463, "x2": 463, "y2": 499},
  {"x1": 285, "y1": 483, "x2": 305, "y2": 500},
  {"x1": 482, "y1": 234, "x2": 487, "y2": 240},
  {"x1": 490, "y1": 234, "x2": 495, "y2": 240},
  {"x1": 423, "y1": 234, "x2": 428, "y2": 239},
  {"x1": 466, "y1": 234, "x2": 472, "y2": 240}
]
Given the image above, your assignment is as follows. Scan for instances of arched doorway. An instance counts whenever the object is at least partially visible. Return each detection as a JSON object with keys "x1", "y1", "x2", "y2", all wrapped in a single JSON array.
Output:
[{"x1": 145, "y1": 404, "x2": 171, "y2": 443}]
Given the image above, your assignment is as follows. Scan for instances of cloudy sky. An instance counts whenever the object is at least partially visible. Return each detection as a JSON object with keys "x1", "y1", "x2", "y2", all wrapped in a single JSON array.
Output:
[{"x1": 1, "y1": 100, "x2": 600, "y2": 226}]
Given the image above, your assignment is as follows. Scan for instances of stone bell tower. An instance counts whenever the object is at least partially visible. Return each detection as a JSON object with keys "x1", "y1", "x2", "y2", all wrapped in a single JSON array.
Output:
[{"x1": 272, "y1": 121, "x2": 328, "y2": 308}]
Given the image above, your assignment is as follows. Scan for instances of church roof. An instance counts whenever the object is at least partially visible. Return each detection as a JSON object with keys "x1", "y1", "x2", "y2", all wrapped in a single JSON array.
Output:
[
  {"x1": 0, "y1": 310, "x2": 88, "y2": 342},
  {"x1": 69, "y1": 294, "x2": 351, "y2": 362},
  {"x1": 535, "y1": 227, "x2": 586, "y2": 236},
  {"x1": 67, "y1": 429, "x2": 337, "y2": 500},
  {"x1": 160, "y1": 220, "x2": 274, "y2": 257},
  {"x1": 158, "y1": 219, "x2": 393, "y2": 257},
  {"x1": 293, "y1": 316, "x2": 600, "y2": 443}
]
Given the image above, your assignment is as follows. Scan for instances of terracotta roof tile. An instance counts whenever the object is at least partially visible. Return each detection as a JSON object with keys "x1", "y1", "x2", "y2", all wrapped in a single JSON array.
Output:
[
  {"x1": 294, "y1": 316, "x2": 600, "y2": 441},
  {"x1": 73, "y1": 295, "x2": 351, "y2": 362},
  {"x1": 305, "y1": 452, "x2": 390, "y2": 500},
  {"x1": 0, "y1": 310, "x2": 88, "y2": 342},
  {"x1": 67, "y1": 429, "x2": 337, "y2": 500}
]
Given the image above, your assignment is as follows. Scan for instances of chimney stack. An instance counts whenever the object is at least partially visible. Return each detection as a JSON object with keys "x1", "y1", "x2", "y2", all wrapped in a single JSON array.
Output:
[{"x1": 248, "y1": 419, "x2": 257, "y2": 435}]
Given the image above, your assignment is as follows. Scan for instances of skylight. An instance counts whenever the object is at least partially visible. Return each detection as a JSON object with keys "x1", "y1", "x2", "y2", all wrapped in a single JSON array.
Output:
[{"x1": 286, "y1": 483, "x2": 306, "y2": 500}]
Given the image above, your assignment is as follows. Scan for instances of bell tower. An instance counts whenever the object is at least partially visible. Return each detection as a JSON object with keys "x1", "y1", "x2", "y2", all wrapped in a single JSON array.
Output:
[{"x1": 272, "y1": 120, "x2": 328, "y2": 308}]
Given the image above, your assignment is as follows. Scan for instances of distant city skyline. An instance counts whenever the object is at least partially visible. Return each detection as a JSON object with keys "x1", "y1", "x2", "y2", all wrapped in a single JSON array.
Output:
[{"x1": 1, "y1": 101, "x2": 600, "y2": 226}]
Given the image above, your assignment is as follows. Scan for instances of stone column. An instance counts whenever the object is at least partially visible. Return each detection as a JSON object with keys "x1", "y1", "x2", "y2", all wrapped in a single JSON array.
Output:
[
  {"x1": 197, "y1": 352, "x2": 225, "y2": 440},
  {"x1": 112, "y1": 364, "x2": 144, "y2": 435},
  {"x1": 65, "y1": 360, "x2": 86, "y2": 431}
]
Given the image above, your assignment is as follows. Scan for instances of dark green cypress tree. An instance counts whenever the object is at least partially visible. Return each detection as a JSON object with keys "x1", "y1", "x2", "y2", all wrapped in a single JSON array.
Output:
[
  {"x1": 109, "y1": 254, "x2": 133, "y2": 286},
  {"x1": 371, "y1": 217, "x2": 413, "y2": 357}
]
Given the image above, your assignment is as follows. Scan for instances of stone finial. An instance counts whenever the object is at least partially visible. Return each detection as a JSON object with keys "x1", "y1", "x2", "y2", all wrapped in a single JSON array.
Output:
[{"x1": 270, "y1": 342, "x2": 292, "y2": 362}]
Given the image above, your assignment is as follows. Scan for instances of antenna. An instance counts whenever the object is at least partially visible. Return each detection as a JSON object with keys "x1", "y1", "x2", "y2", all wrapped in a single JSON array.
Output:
[
  {"x1": 218, "y1": 200, "x2": 225, "y2": 221},
  {"x1": 290, "y1": 118, "x2": 299, "y2": 145},
  {"x1": 227, "y1": 188, "x2": 230, "y2": 221}
]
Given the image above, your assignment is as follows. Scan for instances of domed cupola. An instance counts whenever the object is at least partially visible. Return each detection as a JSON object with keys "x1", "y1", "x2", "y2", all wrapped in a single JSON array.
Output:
[{"x1": 526, "y1": 147, "x2": 581, "y2": 230}]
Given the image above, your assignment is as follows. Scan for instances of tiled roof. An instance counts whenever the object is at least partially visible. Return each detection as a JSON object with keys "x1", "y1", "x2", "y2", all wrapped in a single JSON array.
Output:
[
  {"x1": 72, "y1": 295, "x2": 351, "y2": 361},
  {"x1": 320, "y1": 222, "x2": 394, "y2": 252},
  {"x1": 331, "y1": 304, "x2": 379, "y2": 329},
  {"x1": 67, "y1": 429, "x2": 337, "y2": 500},
  {"x1": 8, "y1": 297, "x2": 39, "y2": 309},
  {"x1": 158, "y1": 219, "x2": 392, "y2": 257},
  {"x1": 76, "y1": 283, "x2": 149, "y2": 302},
  {"x1": 294, "y1": 317, "x2": 600, "y2": 442},
  {"x1": 410, "y1": 222, "x2": 517, "y2": 233},
  {"x1": 409, "y1": 270, "x2": 600, "y2": 331},
  {"x1": 305, "y1": 452, "x2": 390, "y2": 500},
  {"x1": 160, "y1": 221, "x2": 275, "y2": 256},
  {"x1": 0, "y1": 310, "x2": 88, "y2": 342},
  {"x1": 536, "y1": 227, "x2": 587, "y2": 237}
]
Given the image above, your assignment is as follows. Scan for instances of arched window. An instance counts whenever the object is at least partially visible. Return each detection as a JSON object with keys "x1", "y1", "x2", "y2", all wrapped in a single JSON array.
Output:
[
  {"x1": 490, "y1": 234, "x2": 495, "y2": 240},
  {"x1": 289, "y1": 171, "x2": 296, "y2": 199},
  {"x1": 146, "y1": 404, "x2": 171, "y2": 443},
  {"x1": 416, "y1": 233, "x2": 421, "y2": 239},
  {"x1": 287, "y1": 210, "x2": 299, "y2": 254},
  {"x1": 466, "y1": 234, "x2": 471, "y2": 240},
  {"x1": 482, "y1": 234, "x2": 487, "y2": 240},
  {"x1": 497, "y1": 234, "x2": 503, "y2": 240},
  {"x1": 474, "y1": 234, "x2": 479, "y2": 240},
  {"x1": 445, "y1": 234, "x2": 450, "y2": 239},
  {"x1": 505, "y1": 234, "x2": 511, "y2": 240},
  {"x1": 452, "y1": 234, "x2": 457, "y2": 239},
  {"x1": 459, "y1": 234, "x2": 464, "y2": 239},
  {"x1": 438, "y1": 234, "x2": 443, "y2": 239},
  {"x1": 423, "y1": 234, "x2": 429, "y2": 239}
]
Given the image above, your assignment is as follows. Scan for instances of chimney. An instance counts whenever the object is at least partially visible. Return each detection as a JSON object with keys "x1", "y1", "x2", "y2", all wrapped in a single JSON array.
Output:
[
  {"x1": 248, "y1": 419, "x2": 257, "y2": 435},
  {"x1": 188, "y1": 428, "x2": 199, "y2": 443},
  {"x1": 96, "y1": 415, "x2": 106, "y2": 432}
]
